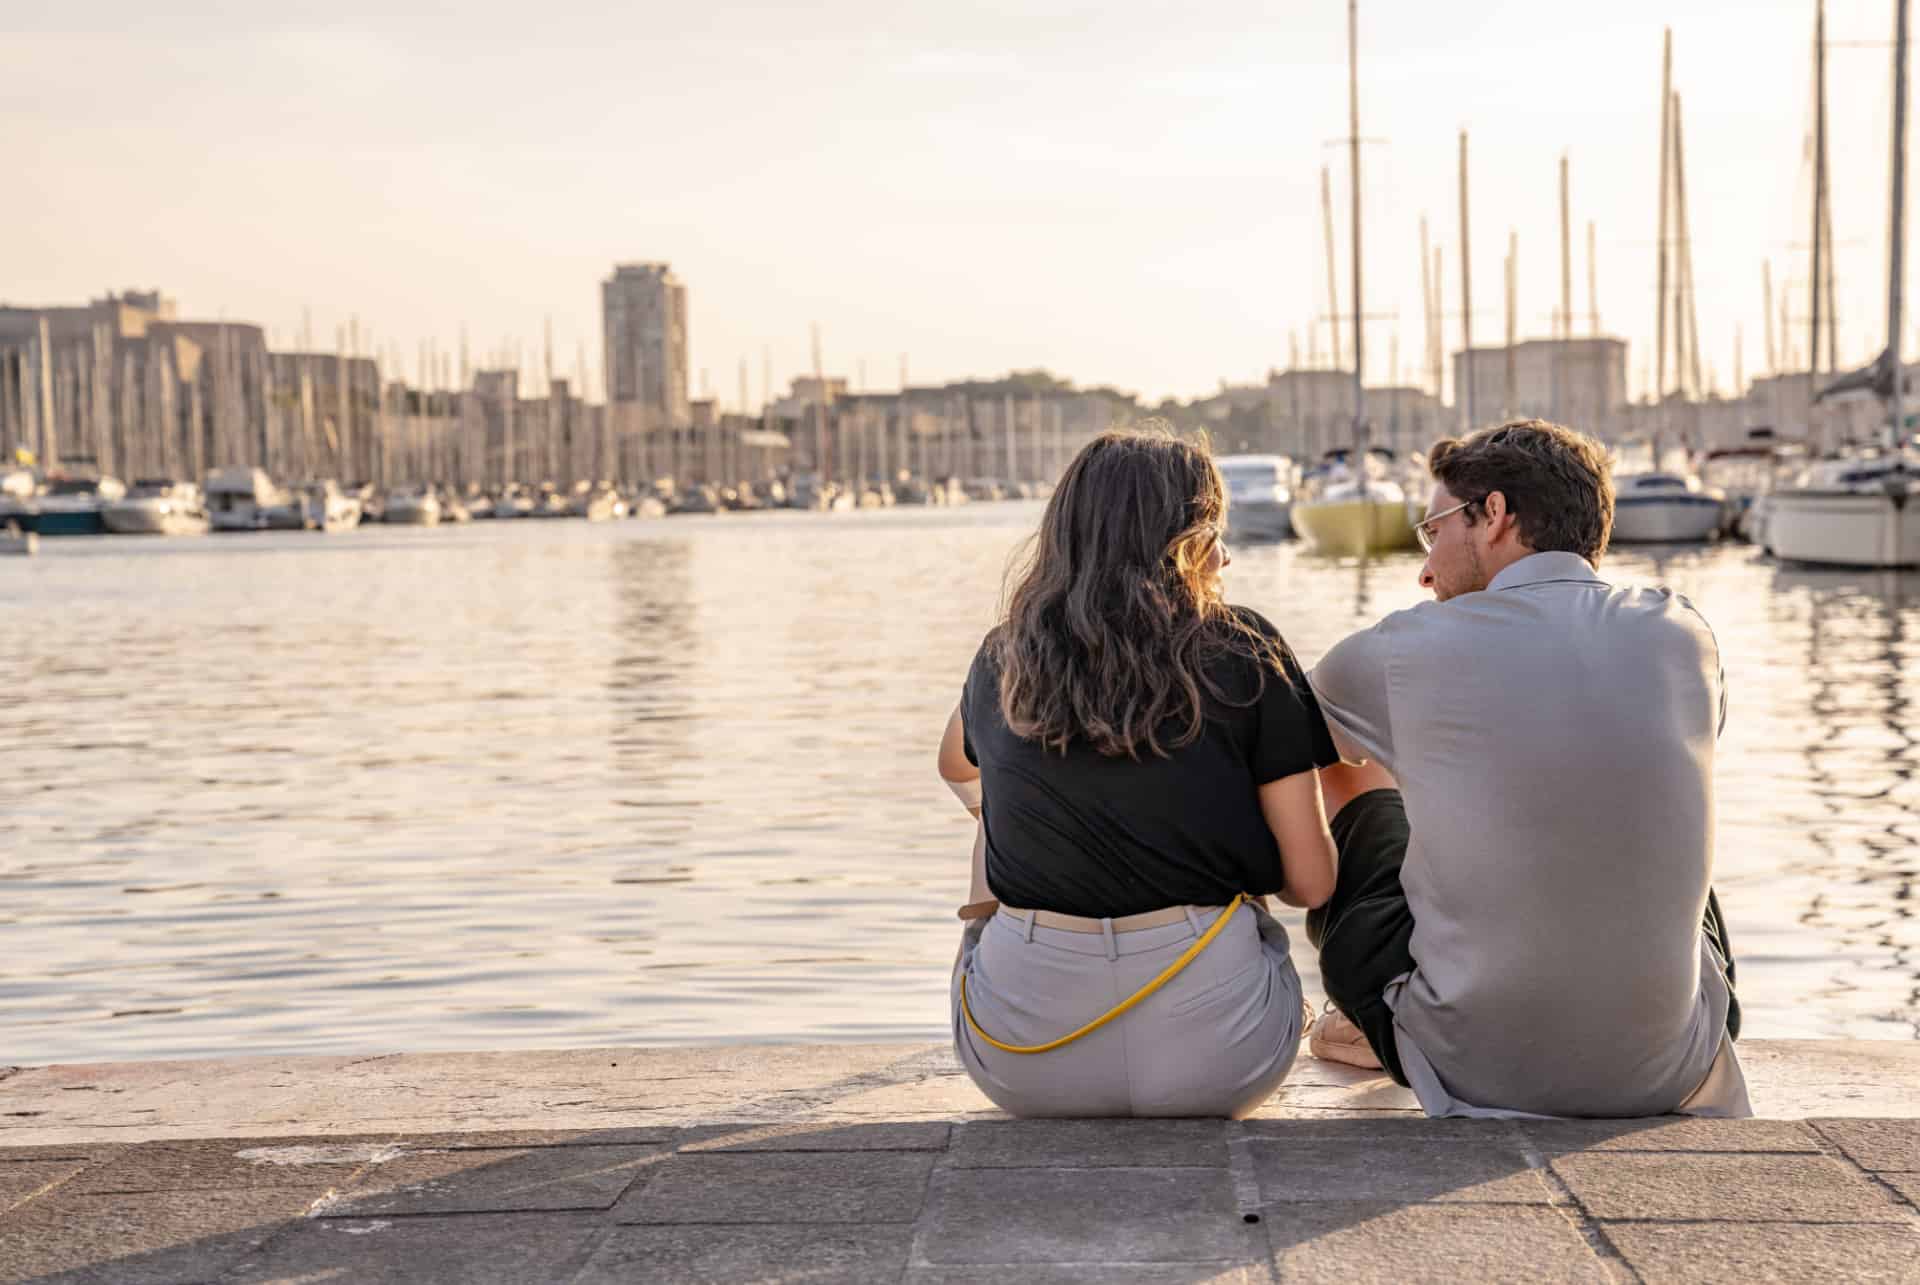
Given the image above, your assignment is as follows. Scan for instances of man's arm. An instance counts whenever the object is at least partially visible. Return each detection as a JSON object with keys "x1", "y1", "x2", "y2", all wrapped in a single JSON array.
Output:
[{"x1": 1307, "y1": 621, "x2": 1397, "y2": 772}]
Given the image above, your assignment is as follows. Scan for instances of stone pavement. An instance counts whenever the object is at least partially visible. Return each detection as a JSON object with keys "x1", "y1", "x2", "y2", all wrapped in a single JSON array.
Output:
[{"x1": 3, "y1": 1041, "x2": 1920, "y2": 1282}]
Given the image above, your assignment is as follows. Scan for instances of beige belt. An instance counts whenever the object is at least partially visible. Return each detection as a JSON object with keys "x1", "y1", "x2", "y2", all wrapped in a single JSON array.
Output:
[{"x1": 995, "y1": 902, "x2": 1236, "y2": 934}]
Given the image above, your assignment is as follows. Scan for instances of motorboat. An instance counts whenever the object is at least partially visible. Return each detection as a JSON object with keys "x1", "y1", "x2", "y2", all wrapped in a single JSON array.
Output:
[
  {"x1": 571, "y1": 483, "x2": 625, "y2": 521},
  {"x1": 1764, "y1": 449, "x2": 1920, "y2": 568},
  {"x1": 1290, "y1": 448, "x2": 1419, "y2": 556},
  {"x1": 1217, "y1": 454, "x2": 1295, "y2": 542},
  {"x1": 1609, "y1": 471, "x2": 1727, "y2": 544},
  {"x1": 301, "y1": 480, "x2": 363, "y2": 532},
  {"x1": 668, "y1": 484, "x2": 721, "y2": 515},
  {"x1": 494, "y1": 484, "x2": 534, "y2": 519},
  {"x1": 439, "y1": 490, "x2": 472, "y2": 523},
  {"x1": 205, "y1": 467, "x2": 286, "y2": 532},
  {"x1": 36, "y1": 475, "x2": 126, "y2": 536},
  {"x1": 101, "y1": 480, "x2": 210, "y2": 536},
  {"x1": 382, "y1": 487, "x2": 442, "y2": 526}
]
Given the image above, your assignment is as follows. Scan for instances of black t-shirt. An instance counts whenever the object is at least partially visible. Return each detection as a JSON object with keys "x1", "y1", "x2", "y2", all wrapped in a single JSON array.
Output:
[{"x1": 961, "y1": 607, "x2": 1339, "y2": 918}]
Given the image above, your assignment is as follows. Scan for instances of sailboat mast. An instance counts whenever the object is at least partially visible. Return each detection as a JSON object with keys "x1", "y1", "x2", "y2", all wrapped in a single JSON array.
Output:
[
  {"x1": 1657, "y1": 29, "x2": 1673, "y2": 401},
  {"x1": 1459, "y1": 130, "x2": 1475, "y2": 430},
  {"x1": 1321, "y1": 167, "x2": 1342, "y2": 369},
  {"x1": 1890, "y1": 0, "x2": 1910, "y2": 446},
  {"x1": 1813, "y1": 0, "x2": 1828, "y2": 387},
  {"x1": 1348, "y1": 0, "x2": 1365, "y2": 441},
  {"x1": 1419, "y1": 216, "x2": 1435, "y2": 397}
]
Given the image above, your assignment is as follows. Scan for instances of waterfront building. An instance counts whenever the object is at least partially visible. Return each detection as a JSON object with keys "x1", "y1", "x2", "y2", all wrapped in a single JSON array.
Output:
[
  {"x1": 1261, "y1": 369, "x2": 1448, "y2": 462},
  {"x1": 601, "y1": 263, "x2": 689, "y2": 430},
  {"x1": 1450, "y1": 337, "x2": 1629, "y2": 438}
]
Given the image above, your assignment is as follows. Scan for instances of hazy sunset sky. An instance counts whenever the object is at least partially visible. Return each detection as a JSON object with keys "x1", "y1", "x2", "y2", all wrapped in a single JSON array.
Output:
[{"x1": 5, "y1": 1, "x2": 1912, "y2": 405}]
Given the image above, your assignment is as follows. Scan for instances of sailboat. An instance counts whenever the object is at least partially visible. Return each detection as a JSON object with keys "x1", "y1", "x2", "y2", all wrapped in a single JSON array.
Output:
[
  {"x1": 1768, "y1": 0, "x2": 1920, "y2": 568},
  {"x1": 1290, "y1": 1, "x2": 1422, "y2": 557}
]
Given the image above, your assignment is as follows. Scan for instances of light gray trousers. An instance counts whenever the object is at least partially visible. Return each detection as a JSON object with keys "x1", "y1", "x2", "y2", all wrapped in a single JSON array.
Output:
[{"x1": 951, "y1": 901, "x2": 1304, "y2": 1119}]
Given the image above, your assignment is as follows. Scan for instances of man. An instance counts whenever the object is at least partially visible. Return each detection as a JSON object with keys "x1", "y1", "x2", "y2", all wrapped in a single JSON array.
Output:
[{"x1": 1304, "y1": 420, "x2": 1747, "y2": 1118}]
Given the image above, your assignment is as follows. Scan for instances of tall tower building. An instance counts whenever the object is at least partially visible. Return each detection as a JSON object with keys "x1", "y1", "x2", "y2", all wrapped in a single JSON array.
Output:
[{"x1": 601, "y1": 263, "x2": 689, "y2": 426}]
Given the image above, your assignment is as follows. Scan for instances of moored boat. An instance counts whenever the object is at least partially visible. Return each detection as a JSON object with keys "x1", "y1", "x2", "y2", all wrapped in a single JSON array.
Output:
[
  {"x1": 205, "y1": 468, "x2": 286, "y2": 532},
  {"x1": 101, "y1": 480, "x2": 210, "y2": 536},
  {"x1": 1218, "y1": 454, "x2": 1295, "y2": 542},
  {"x1": 36, "y1": 475, "x2": 126, "y2": 536},
  {"x1": 1290, "y1": 449, "x2": 1419, "y2": 556},
  {"x1": 382, "y1": 487, "x2": 442, "y2": 526},
  {"x1": 301, "y1": 480, "x2": 363, "y2": 532},
  {"x1": 1609, "y1": 471, "x2": 1726, "y2": 544},
  {"x1": 1765, "y1": 451, "x2": 1920, "y2": 568}
]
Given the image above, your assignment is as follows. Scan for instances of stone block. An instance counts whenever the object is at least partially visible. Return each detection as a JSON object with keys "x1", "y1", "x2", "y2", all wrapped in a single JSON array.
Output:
[
  {"x1": 1602, "y1": 1220, "x2": 1920, "y2": 1282},
  {"x1": 70, "y1": 1135, "x2": 404, "y2": 1194},
  {"x1": 1521, "y1": 1118, "x2": 1822, "y2": 1155},
  {"x1": 616, "y1": 1151, "x2": 936, "y2": 1224},
  {"x1": 0, "y1": 1189, "x2": 309, "y2": 1285},
  {"x1": 910, "y1": 1266, "x2": 1257, "y2": 1284},
  {"x1": 385, "y1": 1125, "x2": 682, "y2": 1149},
  {"x1": 1262, "y1": 1201, "x2": 1609, "y2": 1283},
  {"x1": 226, "y1": 1211, "x2": 609, "y2": 1284},
  {"x1": 1551, "y1": 1153, "x2": 1905, "y2": 1222},
  {"x1": 916, "y1": 1166, "x2": 1253, "y2": 1265},
  {"x1": 1880, "y1": 1172, "x2": 1920, "y2": 1210},
  {"x1": 320, "y1": 1144, "x2": 667, "y2": 1216},
  {"x1": 1246, "y1": 1138, "x2": 1550, "y2": 1204},
  {"x1": 577, "y1": 1224, "x2": 913, "y2": 1284},
  {"x1": 949, "y1": 1119, "x2": 1226, "y2": 1168},
  {"x1": 1812, "y1": 1119, "x2": 1920, "y2": 1172},
  {"x1": 680, "y1": 1122, "x2": 952, "y2": 1152},
  {"x1": 0, "y1": 1159, "x2": 85, "y2": 1211},
  {"x1": 1240, "y1": 1117, "x2": 1509, "y2": 1143}
]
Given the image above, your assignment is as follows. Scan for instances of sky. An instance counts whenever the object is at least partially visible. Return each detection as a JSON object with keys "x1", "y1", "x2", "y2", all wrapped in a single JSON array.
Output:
[{"x1": 4, "y1": 0, "x2": 1913, "y2": 406}]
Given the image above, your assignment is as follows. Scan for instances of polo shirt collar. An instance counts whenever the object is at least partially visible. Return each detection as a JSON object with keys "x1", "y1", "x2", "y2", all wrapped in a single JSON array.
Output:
[{"x1": 1488, "y1": 550, "x2": 1604, "y2": 591}]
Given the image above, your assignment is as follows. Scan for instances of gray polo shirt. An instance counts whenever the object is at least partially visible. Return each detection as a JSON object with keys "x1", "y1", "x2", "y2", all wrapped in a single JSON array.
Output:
[{"x1": 1309, "y1": 551, "x2": 1748, "y2": 1118}]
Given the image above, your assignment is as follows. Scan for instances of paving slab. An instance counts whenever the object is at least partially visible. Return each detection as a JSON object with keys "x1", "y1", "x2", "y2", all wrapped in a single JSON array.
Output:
[
  {"x1": 916, "y1": 1165, "x2": 1256, "y2": 1265},
  {"x1": 909, "y1": 1265, "x2": 1260, "y2": 1284},
  {"x1": 1600, "y1": 1220, "x2": 1920, "y2": 1283},
  {"x1": 1246, "y1": 1137, "x2": 1552, "y2": 1205},
  {"x1": 1519, "y1": 1117, "x2": 1823, "y2": 1154},
  {"x1": 1812, "y1": 1118, "x2": 1920, "y2": 1171},
  {"x1": 0, "y1": 1188, "x2": 312, "y2": 1285},
  {"x1": 225, "y1": 1211, "x2": 609, "y2": 1285},
  {"x1": 577, "y1": 1224, "x2": 914, "y2": 1285},
  {"x1": 317, "y1": 1144, "x2": 668, "y2": 1217},
  {"x1": 0, "y1": 1159, "x2": 86, "y2": 1212},
  {"x1": 1550, "y1": 1152, "x2": 1908, "y2": 1222},
  {"x1": 1260, "y1": 1201, "x2": 1611, "y2": 1283},
  {"x1": 1879, "y1": 1171, "x2": 1920, "y2": 1211},
  {"x1": 68, "y1": 1134, "x2": 404, "y2": 1195},
  {"x1": 948, "y1": 1119, "x2": 1227, "y2": 1168},
  {"x1": 1240, "y1": 1117, "x2": 1508, "y2": 1143},
  {"x1": 679, "y1": 1121, "x2": 952, "y2": 1152},
  {"x1": 615, "y1": 1150, "x2": 938, "y2": 1224}
]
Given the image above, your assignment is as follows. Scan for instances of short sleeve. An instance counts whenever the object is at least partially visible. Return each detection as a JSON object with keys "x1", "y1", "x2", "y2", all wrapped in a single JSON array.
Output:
[
  {"x1": 1235, "y1": 610, "x2": 1341, "y2": 784},
  {"x1": 960, "y1": 642, "x2": 993, "y2": 767},
  {"x1": 1308, "y1": 618, "x2": 1397, "y2": 769}
]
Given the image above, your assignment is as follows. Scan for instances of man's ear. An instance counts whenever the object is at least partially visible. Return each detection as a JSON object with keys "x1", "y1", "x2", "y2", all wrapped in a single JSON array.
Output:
[{"x1": 1481, "y1": 490, "x2": 1517, "y2": 539}]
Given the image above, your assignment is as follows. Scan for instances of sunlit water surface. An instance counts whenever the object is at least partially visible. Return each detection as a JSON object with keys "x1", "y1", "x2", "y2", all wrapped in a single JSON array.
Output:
[{"x1": 3, "y1": 507, "x2": 1916, "y2": 1063}]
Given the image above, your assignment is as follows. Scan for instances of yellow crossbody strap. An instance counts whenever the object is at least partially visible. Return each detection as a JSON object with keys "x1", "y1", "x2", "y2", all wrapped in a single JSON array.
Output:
[{"x1": 959, "y1": 893, "x2": 1247, "y2": 1055}]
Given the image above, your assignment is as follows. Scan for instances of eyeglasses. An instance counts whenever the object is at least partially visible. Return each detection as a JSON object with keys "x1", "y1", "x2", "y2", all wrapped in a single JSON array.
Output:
[{"x1": 1414, "y1": 497, "x2": 1478, "y2": 553}]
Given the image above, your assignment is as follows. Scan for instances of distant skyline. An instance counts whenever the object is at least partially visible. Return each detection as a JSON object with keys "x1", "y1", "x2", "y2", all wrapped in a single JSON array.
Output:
[{"x1": 5, "y1": 0, "x2": 1913, "y2": 407}]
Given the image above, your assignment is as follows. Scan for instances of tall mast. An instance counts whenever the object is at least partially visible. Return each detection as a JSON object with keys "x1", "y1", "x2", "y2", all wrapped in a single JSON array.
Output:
[
  {"x1": 1674, "y1": 93, "x2": 1703, "y2": 400},
  {"x1": 1320, "y1": 166, "x2": 1342, "y2": 369},
  {"x1": 1764, "y1": 259, "x2": 1778, "y2": 374},
  {"x1": 1657, "y1": 29, "x2": 1673, "y2": 401},
  {"x1": 1813, "y1": 0, "x2": 1828, "y2": 385},
  {"x1": 1419, "y1": 215, "x2": 1435, "y2": 397},
  {"x1": 1504, "y1": 230, "x2": 1518, "y2": 417},
  {"x1": 1459, "y1": 129, "x2": 1475, "y2": 429},
  {"x1": 1348, "y1": 0, "x2": 1365, "y2": 442},
  {"x1": 1587, "y1": 220, "x2": 1599, "y2": 336},
  {"x1": 1559, "y1": 153, "x2": 1572, "y2": 424},
  {"x1": 1889, "y1": 0, "x2": 1910, "y2": 446}
]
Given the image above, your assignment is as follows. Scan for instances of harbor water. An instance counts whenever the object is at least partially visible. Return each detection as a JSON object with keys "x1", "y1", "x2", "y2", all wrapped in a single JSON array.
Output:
[{"x1": 3, "y1": 506, "x2": 1917, "y2": 1063}]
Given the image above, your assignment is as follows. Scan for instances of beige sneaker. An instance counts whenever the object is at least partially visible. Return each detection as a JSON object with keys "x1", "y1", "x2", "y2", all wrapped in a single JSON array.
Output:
[{"x1": 1308, "y1": 1003, "x2": 1383, "y2": 1070}]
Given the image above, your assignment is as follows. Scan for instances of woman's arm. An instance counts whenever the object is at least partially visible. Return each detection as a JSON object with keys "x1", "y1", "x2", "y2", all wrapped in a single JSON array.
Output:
[
  {"x1": 1258, "y1": 769, "x2": 1337, "y2": 909},
  {"x1": 937, "y1": 704, "x2": 981, "y2": 816}
]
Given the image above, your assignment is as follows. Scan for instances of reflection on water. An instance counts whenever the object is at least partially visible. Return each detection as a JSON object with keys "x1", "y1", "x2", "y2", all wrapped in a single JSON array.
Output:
[{"x1": 1, "y1": 513, "x2": 1916, "y2": 1062}]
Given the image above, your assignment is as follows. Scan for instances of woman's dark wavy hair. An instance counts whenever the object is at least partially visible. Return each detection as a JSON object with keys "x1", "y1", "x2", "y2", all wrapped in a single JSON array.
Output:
[{"x1": 990, "y1": 422, "x2": 1286, "y2": 759}]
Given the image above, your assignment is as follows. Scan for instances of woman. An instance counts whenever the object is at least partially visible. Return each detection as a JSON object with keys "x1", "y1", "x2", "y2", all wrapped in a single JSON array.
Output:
[{"x1": 938, "y1": 425, "x2": 1340, "y2": 1119}]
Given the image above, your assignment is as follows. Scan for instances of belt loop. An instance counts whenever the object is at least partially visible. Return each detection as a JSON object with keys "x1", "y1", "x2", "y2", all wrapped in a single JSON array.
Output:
[
  {"x1": 1023, "y1": 909, "x2": 1037, "y2": 943},
  {"x1": 1100, "y1": 916, "x2": 1118, "y2": 961},
  {"x1": 1182, "y1": 906, "x2": 1202, "y2": 939}
]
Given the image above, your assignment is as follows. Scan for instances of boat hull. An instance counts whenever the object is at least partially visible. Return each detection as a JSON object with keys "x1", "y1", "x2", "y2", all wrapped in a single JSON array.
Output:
[
  {"x1": 383, "y1": 502, "x2": 441, "y2": 526},
  {"x1": 1609, "y1": 496, "x2": 1724, "y2": 544},
  {"x1": 101, "y1": 502, "x2": 209, "y2": 536},
  {"x1": 1291, "y1": 497, "x2": 1418, "y2": 556},
  {"x1": 34, "y1": 508, "x2": 106, "y2": 536},
  {"x1": 1766, "y1": 490, "x2": 1920, "y2": 568},
  {"x1": 1227, "y1": 500, "x2": 1293, "y2": 543}
]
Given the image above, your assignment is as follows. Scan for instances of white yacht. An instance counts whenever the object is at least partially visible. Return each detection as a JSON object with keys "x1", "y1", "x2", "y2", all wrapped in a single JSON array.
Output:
[
  {"x1": 382, "y1": 487, "x2": 442, "y2": 526},
  {"x1": 36, "y1": 475, "x2": 126, "y2": 537},
  {"x1": 102, "y1": 480, "x2": 210, "y2": 536},
  {"x1": 205, "y1": 468, "x2": 286, "y2": 532},
  {"x1": 1609, "y1": 472, "x2": 1726, "y2": 544},
  {"x1": 1290, "y1": 449, "x2": 1419, "y2": 556},
  {"x1": 0, "y1": 469, "x2": 39, "y2": 533},
  {"x1": 1765, "y1": 451, "x2": 1920, "y2": 568},
  {"x1": 570, "y1": 483, "x2": 625, "y2": 521},
  {"x1": 302, "y1": 480, "x2": 364, "y2": 532},
  {"x1": 1218, "y1": 454, "x2": 1295, "y2": 542}
]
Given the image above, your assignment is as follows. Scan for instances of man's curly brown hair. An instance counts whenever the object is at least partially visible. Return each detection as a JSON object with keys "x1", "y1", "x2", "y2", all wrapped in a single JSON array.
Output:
[{"x1": 1428, "y1": 418, "x2": 1614, "y2": 563}]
